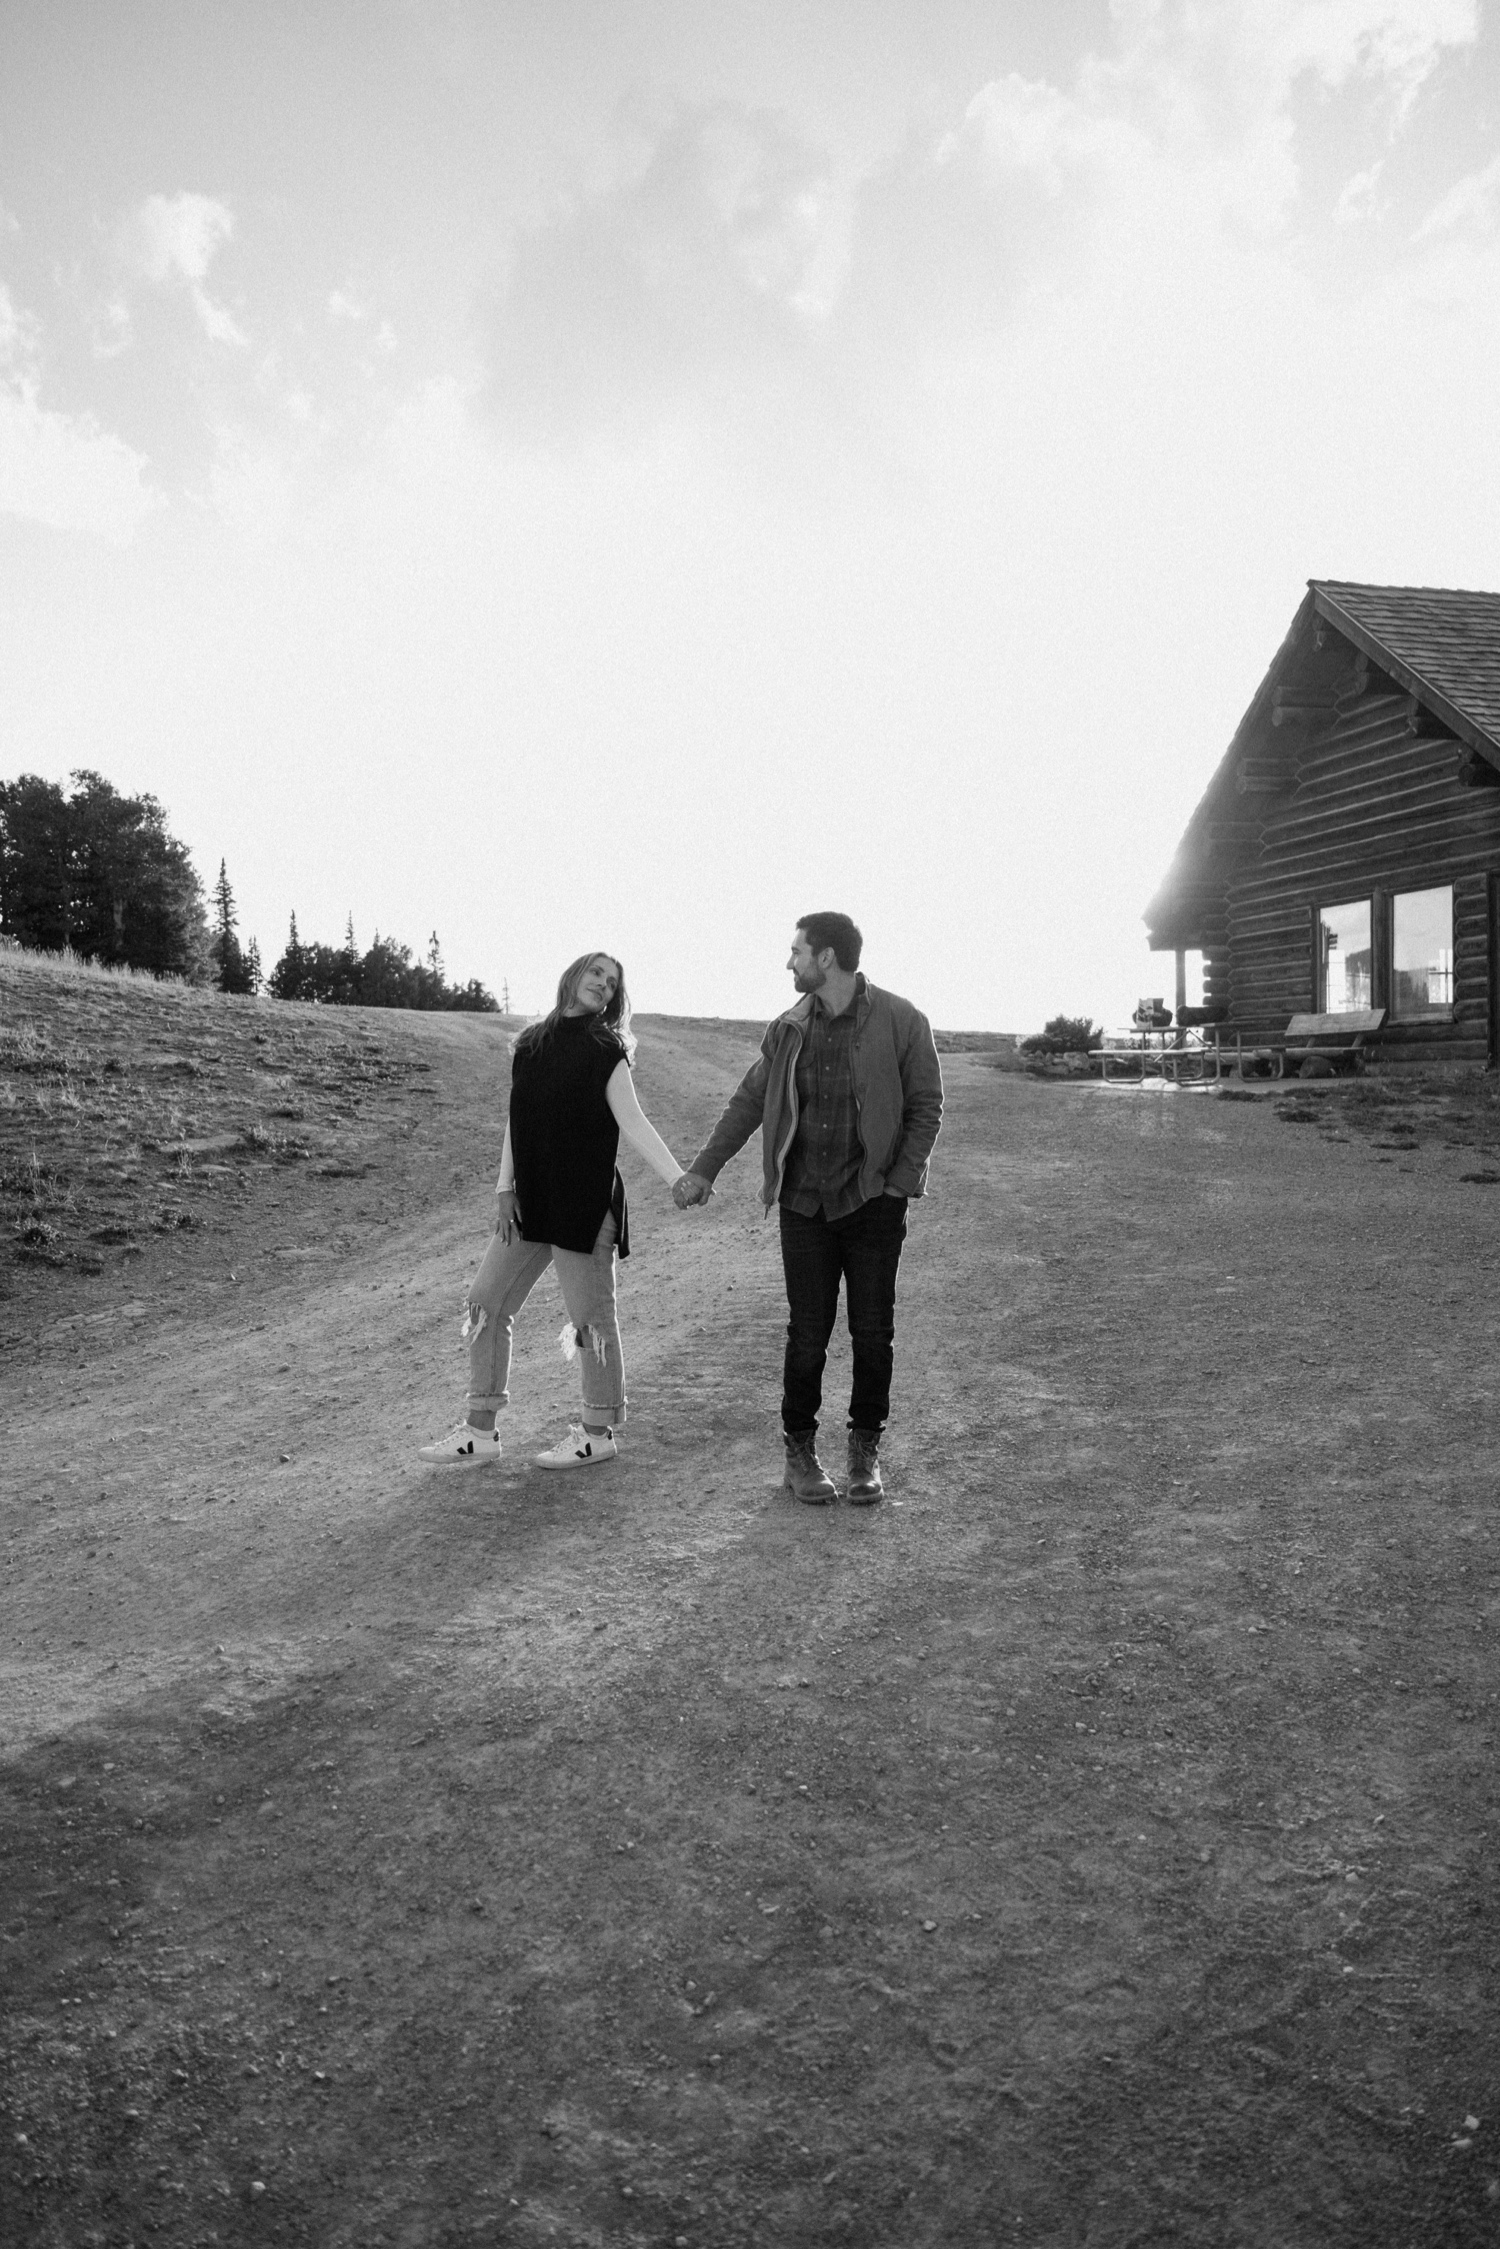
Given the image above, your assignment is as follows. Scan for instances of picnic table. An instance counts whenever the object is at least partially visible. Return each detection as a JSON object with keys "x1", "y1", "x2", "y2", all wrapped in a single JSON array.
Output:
[
  {"x1": 1097, "y1": 1026, "x2": 1227, "y2": 1084},
  {"x1": 1098, "y1": 1011, "x2": 1386, "y2": 1084}
]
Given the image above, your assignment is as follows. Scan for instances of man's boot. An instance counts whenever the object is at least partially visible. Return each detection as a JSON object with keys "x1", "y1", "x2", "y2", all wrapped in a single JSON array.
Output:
[
  {"x1": 846, "y1": 1428, "x2": 884, "y2": 1506},
  {"x1": 783, "y1": 1430, "x2": 836, "y2": 1505}
]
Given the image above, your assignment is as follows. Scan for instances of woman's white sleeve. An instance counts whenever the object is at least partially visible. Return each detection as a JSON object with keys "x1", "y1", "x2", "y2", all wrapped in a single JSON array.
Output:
[
  {"x1": 496, "y1": 1121, "x2": 516, "y2": 1194},
  {"x1": 606, "y1": 1061, "x2": 685, "y2": 1186}
]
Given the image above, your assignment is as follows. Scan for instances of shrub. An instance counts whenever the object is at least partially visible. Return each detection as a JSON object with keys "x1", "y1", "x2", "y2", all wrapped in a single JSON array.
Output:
[
  {"x1": 1019, "y1": 1014, "x2": 1102, "y2": 1057},
  {"x1": 13, "y1": 1213, "x2": 61, "y2": 1259}
]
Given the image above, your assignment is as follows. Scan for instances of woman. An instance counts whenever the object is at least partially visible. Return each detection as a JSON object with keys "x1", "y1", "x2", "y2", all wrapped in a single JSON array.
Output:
[{"x1": 419, "y1": 950, "x2": 689, "y2": 1471}]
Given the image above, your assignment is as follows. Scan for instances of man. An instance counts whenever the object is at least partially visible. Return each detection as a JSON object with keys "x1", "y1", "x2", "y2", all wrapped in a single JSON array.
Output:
[{"x1": 675, "y1": 913, "x2": 943, "y2": 1505}]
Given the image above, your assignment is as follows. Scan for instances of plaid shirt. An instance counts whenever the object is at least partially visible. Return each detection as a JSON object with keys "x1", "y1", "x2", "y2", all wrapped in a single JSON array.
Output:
[{"x1": 780, "y1": 980, "x2": 866, "y2": 1220}]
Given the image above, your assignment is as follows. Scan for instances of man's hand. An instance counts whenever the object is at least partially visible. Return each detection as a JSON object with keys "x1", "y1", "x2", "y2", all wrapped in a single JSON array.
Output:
[
  {"x1": 494, "y1": 1187, "x2": 521, "y2": 1241},
  {"x1": 673, "y1": 1172, "x2": 713, "y2": 1209}
]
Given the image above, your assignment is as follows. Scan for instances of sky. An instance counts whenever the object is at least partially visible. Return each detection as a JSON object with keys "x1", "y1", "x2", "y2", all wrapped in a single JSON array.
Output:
[{"x1": 4, "y1": 0, "x2": 1500, "y2": 1030}]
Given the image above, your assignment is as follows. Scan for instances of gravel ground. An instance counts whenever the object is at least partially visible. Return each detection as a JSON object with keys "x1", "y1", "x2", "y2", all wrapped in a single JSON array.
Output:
[{"x1": 4, "y1": 964, "x2": 1500, "y2": 2247}]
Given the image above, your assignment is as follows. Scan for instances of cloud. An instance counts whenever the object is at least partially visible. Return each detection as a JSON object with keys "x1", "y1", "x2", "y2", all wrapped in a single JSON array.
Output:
[
  {"x1": 940, "y1": 71, "x2": 1147, "y2": 200},
  {"x1": 840, "y1": 67, "x2": 1153, "y2": 333},
  {"x1": 0, "y1": 389, "x2": 160, "y2": 540},
  {"x1": 1271, "y1": 0, "x2": 1479, "y2": 118},
  {"x1": 0, "y1": 283, "x2": 160, "y2": 541},
  {"x1": 1335, "y1": 160, "x2": 1386, "y2": 224},
  {"x1": 191, "y1": 289, "x2": 248, "y2": 347},
  {"x1": 472, "y1": 0, "x2": 1481, "y2": 457},
  {"x1": 134, "y1": 190, "x2": 233, "y2": 285},
  {"x1": 484, "y1": 100, "x2": 839, "y2": 439},
  {"x1": 941, "y1": 0, "x2": 1479, "y2": 235},
  {"x1": 91, "y1": 296, "x2": 134, "y2": 358},
  {"x1": 0, "y1": 283, "x2": 38, "y2": 366},
  {"x1": 1413, "y1": 149, "x2": 1500, "y2": 238},
  {"x1": 127, "y1": 191, "x2": 247, "y2": 345},
  {"x1": 328, "y1": 289, "x2": 398, "y2": 365}
]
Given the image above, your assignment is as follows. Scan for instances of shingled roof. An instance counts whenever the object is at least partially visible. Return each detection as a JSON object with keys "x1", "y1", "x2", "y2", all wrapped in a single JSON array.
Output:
[
  {"x1": 1143, "y1": 580, "x2": 1500, "y2": 948},
  {"x1": 1312, "y1": 581, "x2": 1500, "y2": 760}
]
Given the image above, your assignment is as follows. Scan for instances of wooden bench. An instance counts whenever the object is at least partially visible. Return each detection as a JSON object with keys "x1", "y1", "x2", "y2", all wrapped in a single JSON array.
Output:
[{"x1": 1279, "y1": 1008, "x2": 1385, "y2": 1076}]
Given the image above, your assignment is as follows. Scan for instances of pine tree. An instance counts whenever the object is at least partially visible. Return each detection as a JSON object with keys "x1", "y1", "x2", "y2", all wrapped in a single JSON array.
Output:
[
  {"x1": 268, "y1": 911, "x2": 307, "y2": 1001},
  {"x1": 333, "y1": 913, "x2": 360, "y2": 1004},
  {"x1": 210, "y1": 859, "x2": 252, "y2": 993},
  {"x1": 245, "y1": 935, "x2": 263, "y2": 996}
]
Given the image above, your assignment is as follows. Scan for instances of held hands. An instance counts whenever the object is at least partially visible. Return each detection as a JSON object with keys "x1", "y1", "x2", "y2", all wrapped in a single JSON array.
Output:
[
  {"x1": 673, "y1": 1172, "x2": 713, "y2": 1210},
  {"x1": 494, "y1": 1186, "x2": 521, "y2": 1241}
]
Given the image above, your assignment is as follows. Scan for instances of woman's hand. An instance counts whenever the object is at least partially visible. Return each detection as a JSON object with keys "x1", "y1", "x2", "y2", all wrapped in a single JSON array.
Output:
[{"x1": 494, "y1": 1187, "x2": 520, "y2": 1242}]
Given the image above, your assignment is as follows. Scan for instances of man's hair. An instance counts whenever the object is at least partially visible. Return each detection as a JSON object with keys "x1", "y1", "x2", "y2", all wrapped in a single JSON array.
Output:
[{"x1": 797, "y1": 912, "x2": 863, "y2": 972}]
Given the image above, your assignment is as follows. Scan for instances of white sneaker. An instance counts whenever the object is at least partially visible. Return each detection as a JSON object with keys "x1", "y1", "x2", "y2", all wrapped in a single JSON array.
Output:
[
  {"x1": 418, "y1": 1421, "x2": 502, "y2": 1466},
  {"x1": 535, "y1": 1424, "x2": 618, "y2": 1470}
]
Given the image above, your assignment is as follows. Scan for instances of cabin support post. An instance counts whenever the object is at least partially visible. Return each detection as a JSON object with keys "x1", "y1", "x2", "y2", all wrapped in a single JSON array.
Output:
[
  {"x1": 1174, "y1": 947, "x2": 1186, "y2": 1045},
  {"x1": 1489, "y1": 874, "x2": 1500, "y2": 1070},
  {"x1": 1371, "y1": 888, "x2": 1391, "y2": 1016},
  {"x1": 1310, "y1": 904, "x2": 1323, "y2": 1011}
]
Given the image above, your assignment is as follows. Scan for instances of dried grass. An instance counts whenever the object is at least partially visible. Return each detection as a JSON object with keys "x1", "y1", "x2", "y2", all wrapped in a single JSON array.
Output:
[
  {"x1": 0, "y1": 939, "x2": 195, "y2": 993},
  {"x1": 0, "y1": 944, "x2": 444, "y2": 1283}
]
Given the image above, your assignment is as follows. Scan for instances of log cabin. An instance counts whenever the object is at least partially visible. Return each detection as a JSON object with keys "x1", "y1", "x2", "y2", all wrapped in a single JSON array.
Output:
[{"x1": 1144, "y1": 581, "x2": 1500, "y2": 1067}]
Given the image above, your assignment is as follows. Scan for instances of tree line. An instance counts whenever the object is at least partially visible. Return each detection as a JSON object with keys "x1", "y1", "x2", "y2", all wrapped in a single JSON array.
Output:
[
  {"x1": 1, "y1": 770, "x2": 498, "y2": 1013},
  {"x1": 266, "y1": 916, "x2": 496, "y2": 1012}
]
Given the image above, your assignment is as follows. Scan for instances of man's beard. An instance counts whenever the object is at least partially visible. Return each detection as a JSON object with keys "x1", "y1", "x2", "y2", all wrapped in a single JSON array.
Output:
[{"x1": 793, "y1": 964, "x2": 826, "y2": 994}]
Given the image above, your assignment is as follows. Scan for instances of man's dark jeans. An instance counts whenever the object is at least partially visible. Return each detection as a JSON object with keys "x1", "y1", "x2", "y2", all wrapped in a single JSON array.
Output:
[{"x1": 779, "y1": 1193, "x2": 908, "y2": 1437}]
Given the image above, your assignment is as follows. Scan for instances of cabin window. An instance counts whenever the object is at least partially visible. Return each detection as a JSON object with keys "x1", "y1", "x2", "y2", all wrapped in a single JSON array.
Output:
[
  {"x1": 1391, "y1": 885, "x2": 1454, "y2": 1017},
  {"x1": 1318, "y1": 899, "x2": 1372, "y2": 1013}
]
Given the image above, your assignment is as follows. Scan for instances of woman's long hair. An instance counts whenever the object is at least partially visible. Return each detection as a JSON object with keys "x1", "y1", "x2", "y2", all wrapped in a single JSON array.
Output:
[{"x1": 515, "y1": 952, "x2": 635, "y2": 1061}]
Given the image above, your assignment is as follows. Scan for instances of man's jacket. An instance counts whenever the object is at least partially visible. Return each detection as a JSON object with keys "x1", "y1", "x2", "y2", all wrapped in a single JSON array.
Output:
[{"x1": 690, "y1": 980, "x2": 944, "y2": 1212}]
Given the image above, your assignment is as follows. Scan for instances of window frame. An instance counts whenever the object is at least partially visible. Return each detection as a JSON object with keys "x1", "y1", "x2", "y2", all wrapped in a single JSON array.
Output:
[
  {"x1": 1315, "y1": 894, "x2": 1375, "y2": 1015},
  {"x1": 1389, "y1": 882, "x2": 1455, "y2": 1023}
]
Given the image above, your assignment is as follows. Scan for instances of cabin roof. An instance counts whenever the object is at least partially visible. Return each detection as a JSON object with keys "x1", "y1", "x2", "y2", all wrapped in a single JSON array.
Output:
[
  {"x1": 1314, "y1": 581, "x2": 1500, "y2": 756},
  {"x1": 1144, "y1": 580, "x2": 1500, "y2": 949}
]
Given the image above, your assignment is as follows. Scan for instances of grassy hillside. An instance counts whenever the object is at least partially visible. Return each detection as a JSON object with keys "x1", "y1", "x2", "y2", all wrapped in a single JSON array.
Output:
[{"x1": 0, "y1": 951, "x2": 528, "y2": 1311}]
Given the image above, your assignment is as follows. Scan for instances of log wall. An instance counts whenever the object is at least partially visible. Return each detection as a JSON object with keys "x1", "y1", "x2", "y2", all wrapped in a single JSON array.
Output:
[{"x1": 1225, "y1": 685, "x2": 1500, "y2": 1061}]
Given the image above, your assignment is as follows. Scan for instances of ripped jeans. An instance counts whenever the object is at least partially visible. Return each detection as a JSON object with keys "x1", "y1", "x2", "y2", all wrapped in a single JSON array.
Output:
[{"x1": 463, "y1": 1211, "x2": 626, "y2": 1427}]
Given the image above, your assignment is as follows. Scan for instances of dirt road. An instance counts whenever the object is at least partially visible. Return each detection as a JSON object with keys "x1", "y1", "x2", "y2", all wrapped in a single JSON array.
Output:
[{"x1": 4, "y1": 968, "x2": 1500, "y2": 2246}]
